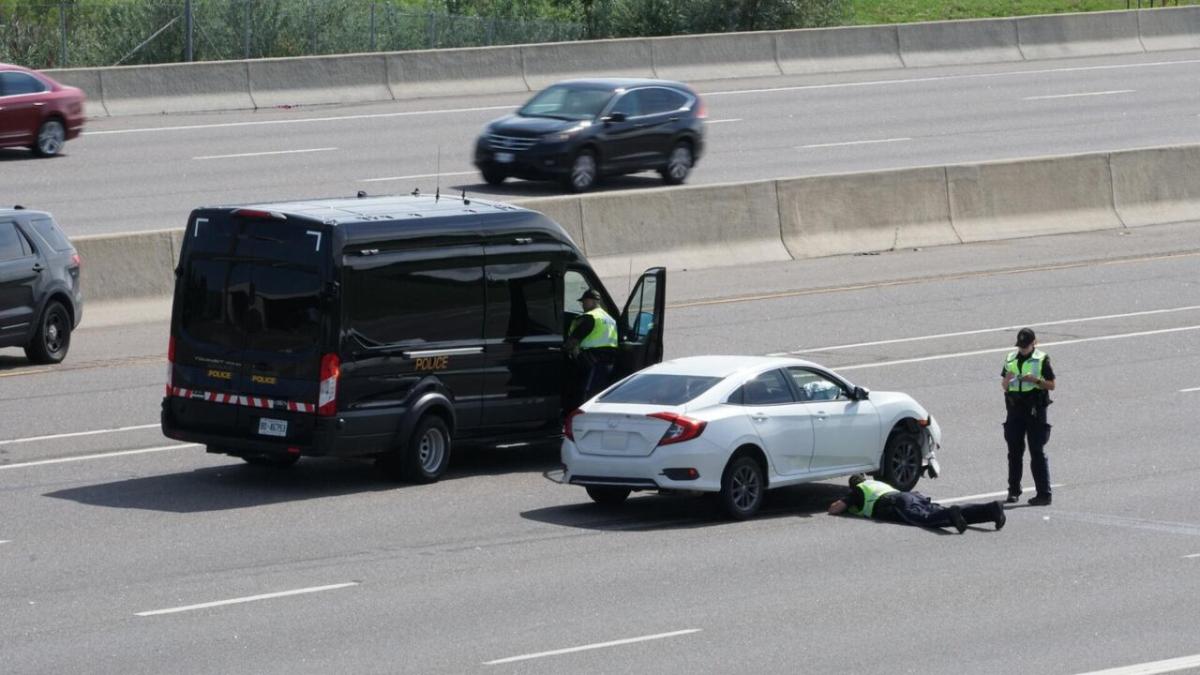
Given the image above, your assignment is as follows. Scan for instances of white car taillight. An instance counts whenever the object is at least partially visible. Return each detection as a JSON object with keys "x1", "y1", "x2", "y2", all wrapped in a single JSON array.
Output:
[
  {"x1": 317, "y1": 353, "x2": 340, "y2": 416},
  {"x1": 648, "y1": 412, "x2": 706, "y2": 447},
  {"x1": 564, "y1": 409, "x2": 583, "y2": 441}
]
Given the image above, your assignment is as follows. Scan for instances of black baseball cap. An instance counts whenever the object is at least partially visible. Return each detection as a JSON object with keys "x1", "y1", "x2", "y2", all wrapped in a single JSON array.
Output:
[
  {"x1": 1015, "y1": 327, "x2": 1036, "y2": 347},
  {"x1": 578, "y1": 289, "x2": 601, "y2": 301}
]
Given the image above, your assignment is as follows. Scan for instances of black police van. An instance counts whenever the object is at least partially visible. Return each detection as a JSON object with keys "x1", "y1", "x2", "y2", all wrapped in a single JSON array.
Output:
[{"x1": 161, "y1": 193, "x2": 665, "y2": 482}]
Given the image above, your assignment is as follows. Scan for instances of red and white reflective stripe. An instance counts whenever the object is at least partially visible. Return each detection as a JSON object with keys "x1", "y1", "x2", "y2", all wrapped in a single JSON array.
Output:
[{"x1": 167, "y1": 386, "x2": 315, "y2": 413}]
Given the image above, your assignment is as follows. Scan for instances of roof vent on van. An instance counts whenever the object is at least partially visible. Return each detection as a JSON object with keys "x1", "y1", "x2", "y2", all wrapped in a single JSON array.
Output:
[
  {"x1": 357, "y1": 191, "x2": 367, "y2": 198},
  {"x1": 13, "y1": 205, "x2": 25, "y2": 210}
]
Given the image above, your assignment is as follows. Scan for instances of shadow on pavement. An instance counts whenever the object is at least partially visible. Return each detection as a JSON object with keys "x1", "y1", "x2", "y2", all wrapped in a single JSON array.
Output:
[
  {"x1": 521, "y1": 482, "x2": 849, "y2": 532},
  {"x1": 45, "y1": 442, "x2": 562, "y2": 513}
]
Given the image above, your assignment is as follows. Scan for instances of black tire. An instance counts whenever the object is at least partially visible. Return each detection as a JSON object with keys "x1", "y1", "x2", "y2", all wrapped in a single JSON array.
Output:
[
  {"x1": 33, "y1": 118, "x2": 66, "y2": 157},
  {"x1": 585, "y1": 485, "x2": 631, "y2": 505},
  {"x1": 242, "y1": 454, "x2": 300, "y2": 469},
  {"x1": 719, "y1": 455, "x2": 765, "y2": 520},
  {"x1": 481, "y1": 168, "x2": 507, "y2": 186},
  {"x1": 563, "y1": 149, "x2": 598, "y2": 193},
  {"x1": 659, "y1": 140, "x2": 694, "y2": 186},
  {"x1": 381, "y1": 415, "x2": 452, "y2": 483},
  {"x1": 24, "y1": 301, "x2": 71, "y2": 364},
  {"x1": 880, "y1": 429, "x2": 923, "y2": 492}
]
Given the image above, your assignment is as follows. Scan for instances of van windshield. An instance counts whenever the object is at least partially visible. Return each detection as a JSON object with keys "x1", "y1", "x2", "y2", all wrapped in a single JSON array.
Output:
[{"x1": 179, "y1": 214, "x2": 327, "y2": 357}]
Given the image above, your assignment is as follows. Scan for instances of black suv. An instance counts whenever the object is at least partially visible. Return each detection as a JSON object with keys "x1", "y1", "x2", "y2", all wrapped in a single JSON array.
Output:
[
  {"x1": 474, "y1": 78, "x2": 706, "y2": 192},
  {"x1": 0, "y1": 207, "x2": 82, "y2": 363}
]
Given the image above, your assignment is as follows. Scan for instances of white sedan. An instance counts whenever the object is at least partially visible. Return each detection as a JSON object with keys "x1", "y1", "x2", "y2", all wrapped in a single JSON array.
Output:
[{"x1": 561, "y1": 355, "x2": 941, "y2": 519}]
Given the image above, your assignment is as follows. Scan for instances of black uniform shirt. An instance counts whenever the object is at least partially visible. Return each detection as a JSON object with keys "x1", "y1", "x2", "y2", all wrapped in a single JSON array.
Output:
[{"x1": 1003, "y1": 353, "x2": 1055, "y2": 409}]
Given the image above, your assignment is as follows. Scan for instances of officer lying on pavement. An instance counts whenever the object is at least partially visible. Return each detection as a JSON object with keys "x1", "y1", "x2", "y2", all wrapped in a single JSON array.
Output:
[{"x1": 828, "y1": 474, "x2": 1006, "y2": 534}]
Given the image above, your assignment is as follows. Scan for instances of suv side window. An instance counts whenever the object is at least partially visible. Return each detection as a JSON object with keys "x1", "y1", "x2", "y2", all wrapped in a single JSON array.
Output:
[
  {"x1": 642, "y1": 88, "x2": 688, "y2": 116},
  {"x1": 0, "y1": 221, "x2": 29, "y2": 261},
  {"x1": 730, "y1": 369, "x2": 795, "y2": 405},
  {"x1": 610, "y1": 90, "x2": 642, "y2": 118},
  {"x1": 346, "y1": 256, "x2": 485, "y2": 347},
  {"x1": 30, "y1": 218, "x2": 72, "y2": 252},
  {"x1": 0, "y1": 71, "x2": 47, "y2": 96},
  {"x1": 787, "y1": 367, "x2": 848, "y2": 402}
]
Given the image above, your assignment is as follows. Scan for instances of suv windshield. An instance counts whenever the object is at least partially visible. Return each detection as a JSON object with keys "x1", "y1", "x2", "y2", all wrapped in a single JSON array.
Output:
[
  {"x1": 600, "y1": 374, "x2": 722, "y2": 405},
  {"x1": 519, "y1": 86, "x2": 613, "y2": 121},
  {"x1": 179, "y1": 214, "x2": 327, "y2": 357}
]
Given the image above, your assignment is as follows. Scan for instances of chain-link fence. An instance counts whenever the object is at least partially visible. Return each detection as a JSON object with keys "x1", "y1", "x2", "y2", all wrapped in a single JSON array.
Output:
[{"x1": 0, "y1": 0, "x2": 586, "y2": 69}]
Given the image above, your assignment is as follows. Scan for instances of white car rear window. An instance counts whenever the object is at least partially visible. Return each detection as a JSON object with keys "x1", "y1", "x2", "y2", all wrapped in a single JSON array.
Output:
[{"x1": 599, "y1": 374, "x2": 722, "y2": 405}]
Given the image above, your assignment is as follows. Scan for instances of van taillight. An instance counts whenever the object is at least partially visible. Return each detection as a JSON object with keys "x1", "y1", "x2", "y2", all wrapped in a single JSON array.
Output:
[
  {"x1": 317, "y1": 354, "x2": 340, "y2": 416},
  {"x1": 564, "y1": 409, "x2": 583, "y2": 441},
  {"x1": 165, "y1": 336, "x2": 176, "y2": 397}
]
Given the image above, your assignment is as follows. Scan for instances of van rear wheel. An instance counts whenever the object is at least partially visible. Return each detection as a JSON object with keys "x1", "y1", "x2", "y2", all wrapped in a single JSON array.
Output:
[{"x1": 382, "y1": 415, "x2": 452, "y2": 483}]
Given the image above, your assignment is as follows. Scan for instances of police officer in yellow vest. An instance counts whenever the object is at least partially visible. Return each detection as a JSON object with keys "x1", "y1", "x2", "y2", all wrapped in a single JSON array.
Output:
[
  {"x1": 567, "y1": 289, "x2": 619, "y2": 402},
  {"x1": 1002, "y1": 327, "x2": 1056, "y2": 506},
  {"x1": 828, "y1": 474, "x2": 1005, "y2": 533}
]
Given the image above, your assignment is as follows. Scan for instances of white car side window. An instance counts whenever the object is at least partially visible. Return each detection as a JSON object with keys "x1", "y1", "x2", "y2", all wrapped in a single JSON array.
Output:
[{"x1": 787, "y1": 368, "x2": 847, "y2": 402}]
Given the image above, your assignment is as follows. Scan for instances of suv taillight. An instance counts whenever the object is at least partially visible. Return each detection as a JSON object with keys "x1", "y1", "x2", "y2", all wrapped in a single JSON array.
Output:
[
  {"x1": 648, "y1": 412, "x2": 706, "y2": 447},
  {"x1": 564, "y1": 409, "x2": 583, "y2": 442},
  {"x1": 695, "y1": 96, "x2": 708, "y2": 119},
  {"x1": 317, "y1": 353, "x2": 340, "y2": 416},
  {"x1": 70, "y1": 253, "x2": 81, "y2": 268},
  {"x1": 165, "y1": 336, "x2": 176, "y2": 397}
]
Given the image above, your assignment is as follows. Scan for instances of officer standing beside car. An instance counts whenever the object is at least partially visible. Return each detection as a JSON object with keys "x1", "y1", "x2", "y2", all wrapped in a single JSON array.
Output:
[
  {"x1": 566, "y1": 289, "x2": 618, "y2": 403},
  {"x1": 1002, "y1": 328, "x2": 1056, "y2": 506}
]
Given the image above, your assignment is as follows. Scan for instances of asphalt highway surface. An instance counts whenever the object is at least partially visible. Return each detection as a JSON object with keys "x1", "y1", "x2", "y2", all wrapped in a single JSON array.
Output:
[
  {"x1": 3, "y1": 222, "x2": 1199, "y2": 674},
  {"x1": 4, "y1": 49, "x2": 1200, "y2": 235}
]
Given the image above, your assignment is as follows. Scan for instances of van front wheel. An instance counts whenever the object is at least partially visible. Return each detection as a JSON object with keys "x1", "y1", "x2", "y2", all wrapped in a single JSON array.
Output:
[{"x1": 385, "y1": 415, "x2": 451, "y2": 483}]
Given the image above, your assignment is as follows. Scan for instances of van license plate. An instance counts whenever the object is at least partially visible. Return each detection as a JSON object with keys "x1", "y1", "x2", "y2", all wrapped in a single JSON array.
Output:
[
  {"x1": 495, "y1": 152, "x2": 515, "y2": 164},
  {"x1": 258, "y1": 418, "x2": 288, "y2": 437}
]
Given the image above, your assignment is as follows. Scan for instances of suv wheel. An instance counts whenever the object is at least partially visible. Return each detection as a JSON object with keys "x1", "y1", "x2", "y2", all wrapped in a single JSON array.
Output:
[
  {"x1": 564, "y1": 150, "x2": 598, "y2": 193},
  {"x1": 34, "y1": 119, "x2": 66, "y2": 157},
  {"x1": 660, "y1": 141, "x2": 693, "y2": 185},
  {"x1": 25, "y1": 301, "x2": 71, "y2": 364},
  {"x1": 481, "y1": 168, "x2": 507, "y2": 186}
]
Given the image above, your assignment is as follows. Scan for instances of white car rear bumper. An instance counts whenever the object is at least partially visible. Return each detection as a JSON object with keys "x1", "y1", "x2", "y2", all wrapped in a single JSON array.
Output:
[{"x1": 561, "y1": 437, "x2": 730, "y2": 493}]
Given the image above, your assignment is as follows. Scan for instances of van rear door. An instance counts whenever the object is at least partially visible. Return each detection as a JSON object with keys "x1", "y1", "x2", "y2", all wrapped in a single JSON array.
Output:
[
  {"x1": 169, "y1": 210, "x2": 331, "y2": 446},
  {"x1": 615, "y1": 267, "x2": 666, "y2": 378}
]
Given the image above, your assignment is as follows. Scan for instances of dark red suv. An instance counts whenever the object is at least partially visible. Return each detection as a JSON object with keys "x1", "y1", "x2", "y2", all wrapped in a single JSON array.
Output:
[{"x1": 0, "y1": 63, "x2": 85, "y2": 157}]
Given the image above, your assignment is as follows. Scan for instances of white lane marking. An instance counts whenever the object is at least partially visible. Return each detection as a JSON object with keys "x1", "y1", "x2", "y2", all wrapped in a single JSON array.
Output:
[
  {"x1": 704, "y1": 118, "x2": 743, "y2": 124},
  {"x1": 135, "y1": 582, "x2": 359, "y2": 617},
  {"x1": 86, "y1": 104, "x2": 515, "y2": 136},
  {"x1": 1074, "y1": 654, "x2": 1200, "y2": 675},
  {"x1": 938, "y1": 484, "x2": 1066, "y2": 505},
  {"x1": 705, "y1": 58, "x2": 1200, "y2": 98},
  {"x1": 359, "y1": 170, "x2": 477, "y2": 183},
  {"x1": 0, "y1": 444, "x2": 197, "y2": 471},
  {"x1": 484, "y1": 629, "x2": 701, "y2": 666},
  {"x1": 193, "y1": 147, "x2": 337, "y2": 160},
  {"x1": 1046, "y1": 511, "x2": 1200, "y2": 538},
  {"x1": 833, "y1": 324, "x2": 1200, "y2": 371},
  {"x1": 787, "y1": 305, "x2": 1200, "y2": 354},
  {"x1": 1180, "y1": 387, "x2": 1200, "y2": 393},
  {"x1": 799, "y1": 137, "x2": 910, "y2": 149},
  {"x1": 1184, "y1": 553, "x2": 1200, "y2": 559},
  {"x1": 0, "y1": 423, "x2": 160, "y2": 446},
  {"x1": 1023, "y1": 89, "x2": 1135, "y2": 101},
  {"x1": 0, "y1": 540, "x2": 10, "y2": 545}
]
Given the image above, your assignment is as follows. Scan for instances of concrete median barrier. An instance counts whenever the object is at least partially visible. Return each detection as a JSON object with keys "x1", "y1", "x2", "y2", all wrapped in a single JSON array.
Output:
[
  {"x1": 576, "y1": 181, "x2": 791, "y2": 276},
  {"x1": 778, "y1": 167, "x2": 961, "y2": 259},
  {"x1": 899, "y1": 18, "x2": 1023, "y2": 67},
  {"x1": 389, "y1": 46, "x2": 526, "y2": 100},
  {"x1": 1017, "y1": 11, "x2": 1144, "y2": 60},
  {"x1": 100, "y1": 61, "x2": 253, "y2": 116},
  {"x1": 651, "y1": 32, "x2": 781, "y2": 82},
  {"x1": 1137, "y1": 6, "x2": 1200, "y2": 52},
  {"x1": 46, "y1": 68, "x2": 108, "y2": 117},
  {"x1": 249, "y1": 53, "x2": 390, "y2": 108},
  {"x1": 947, "y1": 154, "x2": 1122, "y2": 242},
  {"x1": 775, "y1": 25, "x2": 902, "y2": 75},
  {"x1": 75, "y1": 229, "x2": 179, "y2": 303},
  {"x1": 521, "y1": 39, "x2": 655, "y2": 91},
  {"x1": 1111, "y1": 146, "x2": 1200, "y2": 228}
]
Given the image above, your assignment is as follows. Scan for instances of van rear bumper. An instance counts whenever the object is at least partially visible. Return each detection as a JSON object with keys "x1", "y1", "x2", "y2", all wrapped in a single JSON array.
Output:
[{"x1": 161, "y1": 398, "x2": 397, "y2": 459}]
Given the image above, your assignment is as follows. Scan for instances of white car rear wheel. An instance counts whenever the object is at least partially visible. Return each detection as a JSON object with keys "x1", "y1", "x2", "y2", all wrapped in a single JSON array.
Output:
[{"x1": 719, "y1": 456, "x2": 764, "y2": 520}]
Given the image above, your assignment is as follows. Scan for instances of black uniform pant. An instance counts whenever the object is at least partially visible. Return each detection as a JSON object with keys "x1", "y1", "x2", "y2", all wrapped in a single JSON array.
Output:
[
  {"x1": 879, "y1": 492, "x2": 997, "y2": 529},
  {"x1": 1004, "y1": 406, "x2": 1052, "y2": 498}
]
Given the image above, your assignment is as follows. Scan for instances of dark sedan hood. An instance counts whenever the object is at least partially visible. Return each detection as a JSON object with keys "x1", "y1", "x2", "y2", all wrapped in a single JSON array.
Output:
[{"x1": 488, "y1": 114, "x2": 578, "y2": 138}]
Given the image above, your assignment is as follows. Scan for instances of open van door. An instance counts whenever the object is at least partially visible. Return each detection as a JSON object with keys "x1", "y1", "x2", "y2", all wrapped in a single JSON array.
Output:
[{"x1": 616, "y1": 266, "x2": 665, "y2": 377}]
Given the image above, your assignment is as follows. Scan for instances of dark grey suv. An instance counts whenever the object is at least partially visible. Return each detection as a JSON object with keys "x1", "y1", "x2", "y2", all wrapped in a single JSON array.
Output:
[
  {"x1": 474, "y1": 78, "x2": 706, "y2": 192},
  {"x1": 0, "y1": 207, "x2": 82, "y2": 363}
]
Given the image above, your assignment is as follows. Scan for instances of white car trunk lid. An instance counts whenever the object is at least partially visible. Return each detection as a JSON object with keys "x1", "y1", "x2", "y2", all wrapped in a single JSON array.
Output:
[{"x1": 572, "y1": 405, "x2": 676, "y2": 457}]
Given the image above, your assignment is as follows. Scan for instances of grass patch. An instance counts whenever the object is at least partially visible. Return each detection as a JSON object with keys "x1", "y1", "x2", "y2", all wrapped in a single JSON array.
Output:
[{"x1": 848, "y1": 0, "x2": 1198, "y2": 25}]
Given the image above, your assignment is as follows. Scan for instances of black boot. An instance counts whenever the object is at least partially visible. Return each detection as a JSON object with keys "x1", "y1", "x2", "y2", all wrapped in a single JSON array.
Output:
[
  {"x1": 949, "y1": 506, "x2": 967, "y2": 534},
  {"x1": 993, "y1": 501, "x2": 1006, "y2": 531}
]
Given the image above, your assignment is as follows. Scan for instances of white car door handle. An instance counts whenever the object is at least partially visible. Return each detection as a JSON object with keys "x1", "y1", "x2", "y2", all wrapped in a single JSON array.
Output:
[{"x1": 751, "y1": 413, "x2": 768, "y2": 422}]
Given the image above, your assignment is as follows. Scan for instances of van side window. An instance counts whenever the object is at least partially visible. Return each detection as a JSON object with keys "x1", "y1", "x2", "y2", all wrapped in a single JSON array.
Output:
[
  {"x1": 0, "y1": 222, "x2": 27, "y2": 261},
  {"x1": 347, "y1": 261, "x2": 484, "y2": 346},
  {"x1": 486, "y1": 260, "x2": 559, "y2": 339},
  {"x1": 564, "y1": 269, "x2": 589, "y2": 316}
]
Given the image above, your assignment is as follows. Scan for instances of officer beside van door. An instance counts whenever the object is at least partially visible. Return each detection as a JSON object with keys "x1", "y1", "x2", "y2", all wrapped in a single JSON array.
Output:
[
  {"x1": 1002, "y1": 328, "x2": 1056, "y2": 506},
  {"x1": 566, "y1": 289, "x2": 618, "y2": 402}
]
